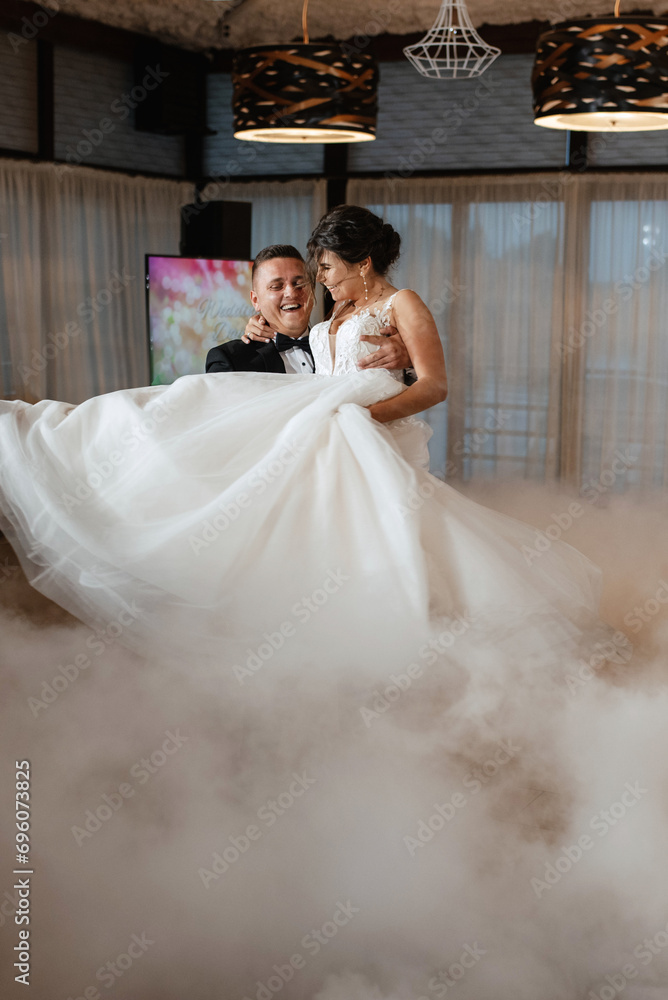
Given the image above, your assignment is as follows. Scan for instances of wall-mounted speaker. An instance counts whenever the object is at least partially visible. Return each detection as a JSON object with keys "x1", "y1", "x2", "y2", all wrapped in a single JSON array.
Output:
[
  {"x1": 134, "y1": 39, "x2": 213, "y2": 136},
  {"x1": 180, "y1": 201, "x2": 252, "y2": 260}
]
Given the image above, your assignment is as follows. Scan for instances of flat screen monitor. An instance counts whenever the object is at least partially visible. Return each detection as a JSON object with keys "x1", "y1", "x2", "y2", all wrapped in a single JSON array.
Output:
[{"x1": 146, "y1": 255, "x2": 254, "y2": 384}]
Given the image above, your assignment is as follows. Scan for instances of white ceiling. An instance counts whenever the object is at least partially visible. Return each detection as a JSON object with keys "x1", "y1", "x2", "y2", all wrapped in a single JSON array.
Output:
[{"x1": 27, "y1": 0, "x2": 668, "y2": 52}]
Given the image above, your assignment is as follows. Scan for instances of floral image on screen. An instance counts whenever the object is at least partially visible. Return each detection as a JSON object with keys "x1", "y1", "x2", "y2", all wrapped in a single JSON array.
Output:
[{"x1": 147, "y1": 256, "x2": 254, "y2": 384}]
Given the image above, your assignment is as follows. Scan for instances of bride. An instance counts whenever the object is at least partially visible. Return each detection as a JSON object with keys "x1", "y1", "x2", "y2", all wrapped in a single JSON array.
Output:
[
  {"x1": 304, "y1": 206, "x2": 447, "y2": 422},
  {"x1": 0, "y1": 205, "x2": 623, "y2": 672}
]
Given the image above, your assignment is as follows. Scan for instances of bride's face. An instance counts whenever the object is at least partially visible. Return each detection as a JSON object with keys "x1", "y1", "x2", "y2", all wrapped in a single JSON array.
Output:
[{"x1": 316, "y1": 251, "x2": 366, "y2": 302}]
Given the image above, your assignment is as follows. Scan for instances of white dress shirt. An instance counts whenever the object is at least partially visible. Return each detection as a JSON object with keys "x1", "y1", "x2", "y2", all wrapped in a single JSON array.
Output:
[{"x1": 274, "y1": 333, "x2": 314, "y2": 374}]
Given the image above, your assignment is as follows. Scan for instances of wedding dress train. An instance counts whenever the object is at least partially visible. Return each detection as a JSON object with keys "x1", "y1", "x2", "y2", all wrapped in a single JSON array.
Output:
[{"x1": 0, "y1": 294, "x2": 625, "y2": 676}]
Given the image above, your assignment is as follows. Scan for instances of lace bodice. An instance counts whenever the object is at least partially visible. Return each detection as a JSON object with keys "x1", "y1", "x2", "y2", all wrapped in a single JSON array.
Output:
[{"x1": 310, "y1": 292, "x2": 404, "y2": 381}]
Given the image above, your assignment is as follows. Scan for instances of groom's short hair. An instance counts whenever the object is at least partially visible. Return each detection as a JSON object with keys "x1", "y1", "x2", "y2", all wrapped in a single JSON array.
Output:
[{"x1": 252, "y1": 245, "x2": 305, "y2": 285}]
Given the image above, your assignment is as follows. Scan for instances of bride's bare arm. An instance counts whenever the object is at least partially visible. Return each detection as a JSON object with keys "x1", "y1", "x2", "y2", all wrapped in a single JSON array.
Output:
[{"x1": 366, "y1": 290, "x2": 447, "y2": 423}]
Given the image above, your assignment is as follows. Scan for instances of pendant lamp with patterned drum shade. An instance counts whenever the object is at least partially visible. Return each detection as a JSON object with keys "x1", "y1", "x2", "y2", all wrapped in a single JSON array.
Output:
[
  {"x1": 533, "y1": 1, "x2": 668, "y2": 131},
  {"x1": 233, "y1": 45, "x2": 377, "y2": 143},
  {"x1": 232, "y1": 0, "x2": 378, "y2": 143}
]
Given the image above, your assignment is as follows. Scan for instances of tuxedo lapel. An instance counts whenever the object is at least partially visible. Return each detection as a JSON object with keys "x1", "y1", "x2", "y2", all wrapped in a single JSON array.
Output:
[{"x1": 256, "y1": 342, "x2": 286, "y2": 374}]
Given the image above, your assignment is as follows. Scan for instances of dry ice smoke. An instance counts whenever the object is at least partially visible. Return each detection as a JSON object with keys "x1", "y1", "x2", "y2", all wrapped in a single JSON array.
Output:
[{"x1": 1, "y1": 483, "x2": 668, "y2": 1000}]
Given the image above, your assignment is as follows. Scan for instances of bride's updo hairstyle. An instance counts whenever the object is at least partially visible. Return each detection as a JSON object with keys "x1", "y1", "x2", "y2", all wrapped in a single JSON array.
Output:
[{"x1": 306, "y1": 205, "x2": 401, "y2": 278}]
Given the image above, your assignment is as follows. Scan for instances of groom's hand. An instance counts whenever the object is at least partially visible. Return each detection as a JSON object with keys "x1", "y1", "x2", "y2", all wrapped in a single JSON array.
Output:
[
  {"x1": 242, "y1": 314, "x2": 274, "y2": 344},
  {"x1": 358, "y1": 327, "x2": 411, "y2": 370}
]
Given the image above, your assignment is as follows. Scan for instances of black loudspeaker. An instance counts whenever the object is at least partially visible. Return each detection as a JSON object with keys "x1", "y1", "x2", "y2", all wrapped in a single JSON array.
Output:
[
  {"x1": 134, "y1": 40, "x2": 213, "y2": 136},
  {"x1": 180, "y1": 201, "x2": 252, "y2": 260}
]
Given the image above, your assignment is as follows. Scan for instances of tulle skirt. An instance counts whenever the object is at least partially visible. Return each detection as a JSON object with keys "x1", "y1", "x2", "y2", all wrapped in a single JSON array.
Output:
[{"x1": 0, "y1": 368, "x2": 625, "y2": 681}]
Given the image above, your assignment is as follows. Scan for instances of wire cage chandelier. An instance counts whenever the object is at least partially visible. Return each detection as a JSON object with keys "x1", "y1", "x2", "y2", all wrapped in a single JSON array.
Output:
[{"x1": 403, "y1": 0, "x2": 501, "y2": 80}]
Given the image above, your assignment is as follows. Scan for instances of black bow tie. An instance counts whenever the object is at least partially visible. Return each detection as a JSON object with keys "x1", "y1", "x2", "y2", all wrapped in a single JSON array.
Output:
[{"x1": 275, "y1": 333, "x2": 311, "y2": 355}]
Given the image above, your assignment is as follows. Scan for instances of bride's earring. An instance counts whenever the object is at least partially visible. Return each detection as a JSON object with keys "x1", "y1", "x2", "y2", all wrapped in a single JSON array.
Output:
[{"x1": 361, "y1": 271, "x2": 368, "y2": 302}]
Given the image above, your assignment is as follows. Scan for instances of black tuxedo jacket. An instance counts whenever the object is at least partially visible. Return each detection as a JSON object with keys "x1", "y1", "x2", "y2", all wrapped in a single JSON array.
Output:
[
  {"x1": 205, "y1": 338, "x2": 290, "y2": 374},
  {"x1": 205, "y1": 337, "x2": 416, "y2": 384}
]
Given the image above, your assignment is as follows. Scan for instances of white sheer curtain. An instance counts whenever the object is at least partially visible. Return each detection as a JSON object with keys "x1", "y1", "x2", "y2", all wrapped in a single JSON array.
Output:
[
  {"x1": 574, "y1": 175, "x2": 668, "y2": 492},
  {"x1": 0, "y1": 160, "x2": 192, "y2": 404},
  {"x1": 349, "y1": 174, "x2": 668, "y2": 490}
]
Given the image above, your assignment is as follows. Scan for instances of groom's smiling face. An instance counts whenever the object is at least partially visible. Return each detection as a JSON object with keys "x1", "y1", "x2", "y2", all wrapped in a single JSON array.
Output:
[{"x1": 250, "y1": 258, "x2": 313, "y2": 338}]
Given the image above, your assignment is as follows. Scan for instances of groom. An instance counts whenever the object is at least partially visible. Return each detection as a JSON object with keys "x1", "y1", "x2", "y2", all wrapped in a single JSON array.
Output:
[{"x1": 205, "y1": 244, "x2": 411, "y2": 375}]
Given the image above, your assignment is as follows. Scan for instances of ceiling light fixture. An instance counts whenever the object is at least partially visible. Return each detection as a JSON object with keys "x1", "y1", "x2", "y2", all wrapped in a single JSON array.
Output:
[
  {"x1": 533, "y1": 0, "x2": 668, "y2": 131},
  {"x1": 232, "y1": 0, "x2": 378, "y2": 143},
  {"x1": 403, "y1": 0, "x2": 500, "y2": 80}
]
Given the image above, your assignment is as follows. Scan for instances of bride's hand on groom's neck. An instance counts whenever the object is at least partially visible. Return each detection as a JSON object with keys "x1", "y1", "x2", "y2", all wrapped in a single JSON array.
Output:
[{"x1": 242, "y1": 313, "x2": 274, "y2": 344}]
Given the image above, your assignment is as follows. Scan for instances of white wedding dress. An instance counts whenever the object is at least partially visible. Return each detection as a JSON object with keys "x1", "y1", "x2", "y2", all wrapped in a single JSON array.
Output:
[
  {"x1": 0, "y1": 296, "x2": 621, "y2": 670},
  {"x1": 3, "y1": 295, "x2": 653, "y2": 999}
]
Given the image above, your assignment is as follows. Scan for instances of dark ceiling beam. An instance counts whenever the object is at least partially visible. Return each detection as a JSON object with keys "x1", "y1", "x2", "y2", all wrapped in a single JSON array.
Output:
[
  {"x1": 5, "y1": 5, "x2": 656, "y2": 74},
  {"x1": 0, "y1": 0, "x2": 152, "y2": 62},
  {"x1": 0, "y1": 0, "x2": 250, "y2": 61},
  {"x1": 209, "y1": 20, "x2": 558, "y2": 72},
  {"x1": 2, "y1": 11, "x2": 549, "y2": 73},
  {"x1": 368, "y1": 20, "x2": 551, "y2": 60}
]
